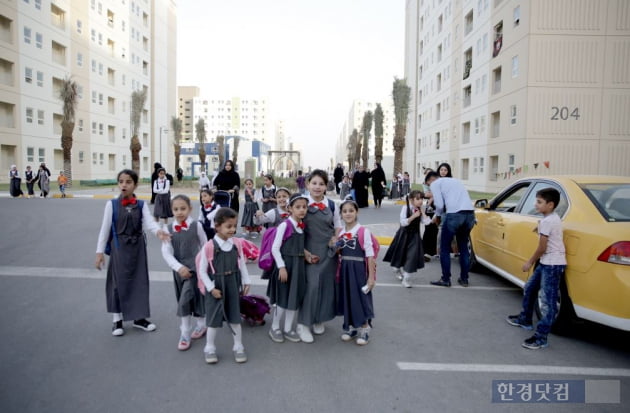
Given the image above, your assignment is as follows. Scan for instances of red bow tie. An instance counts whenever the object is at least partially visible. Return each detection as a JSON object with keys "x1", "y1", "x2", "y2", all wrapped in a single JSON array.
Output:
[
  {"x1": 174, "y1": 221, "x2": 188, "y2": 232},
  {"x1": 342, "y1": 232, "x2": 353, "y2": 240},
  {"x1": 310, "y1": 202, "x2": 326, "y2": 211},
  {"x1": 121, "y1": 197, "x2": 137, "y2": 206},
  {"x1": 297, "y1": 222, "x2": 306, "y2": 229},
  {"x1": 204, "y1": 203, "x2": 213, "y2": 209},
  {"x1": 280, "y1": 212, "x2": 289, "y2": 218}
]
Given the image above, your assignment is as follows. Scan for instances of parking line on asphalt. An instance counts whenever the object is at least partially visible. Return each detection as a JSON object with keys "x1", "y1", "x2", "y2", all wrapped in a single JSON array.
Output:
[
  {"x1": 396, "y1": 362, "x2": 630, "y2": 377},
  {"x1": 0, "y1": 266, "x2": 519, "y2": 291}
]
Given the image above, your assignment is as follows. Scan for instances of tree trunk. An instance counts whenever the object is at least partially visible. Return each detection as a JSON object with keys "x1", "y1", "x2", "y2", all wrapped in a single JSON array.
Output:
[
  {"x1": 375, "y1": 137, "x2": 383, "y2": 164},
  {"x1": 392, "y1": 125, "x2": 407, "y2": 176},
  {"x1": 174, "y1": 144, "x2": 181, "y2": 172},
  {"x1": 217, "y1": 136, "x2": 225, "y2": 168},
  {"x1": 130, "y1": 135, "x2": 142, "y2": 175},
  {"x1": 199, "y1": 146, "x2": 206, "y2": 173},
  {"x1": 61, "y1": 129, "x2": 73, "y2": 187},
  {"x1": 361, "y1": 135, "x2": 369, "y2": 167}
]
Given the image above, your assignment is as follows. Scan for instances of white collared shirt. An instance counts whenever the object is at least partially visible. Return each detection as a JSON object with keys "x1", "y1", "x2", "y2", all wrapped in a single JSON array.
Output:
[
  {"x1": 96, "y1": 199, "x2": 162, "y2": 253},
  {"x1": 153, "y1": 178, "x2": 170, "y2": 194},
  {"x1": 198, "y1": 236, "x2": 251, "y2": 292},
  {"x1": 430, "y1": 177, "x2": 474, "y2": 216},
  {"x1": 307, "y1": 194, "x2": 342, "y2": 229},
  {"x1": 160, "y1": 217, "x2": 207, "y2": 272},
  {"x1": 399, "y1": 205, "x2": 432, "y2": 227},
  {"x1": 338, "y1": 223, "x2": 375, "y2": 257},
  {"x1": 271, "y1": 217, "x2": 304, "y2": 268}
]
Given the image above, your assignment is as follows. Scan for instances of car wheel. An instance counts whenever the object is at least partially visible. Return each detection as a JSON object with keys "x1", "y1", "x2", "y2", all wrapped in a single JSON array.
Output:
[
  {"x1": 535, "y1": 278, "x2": 576, "y2": 334},
  {"x1": 467, "y1": 239, "x2": 482, "y2": 272}
]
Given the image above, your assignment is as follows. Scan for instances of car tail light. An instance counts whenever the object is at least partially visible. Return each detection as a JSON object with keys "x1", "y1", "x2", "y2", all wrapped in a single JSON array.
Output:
[{"x1": 597, "y1": 242, "x2": 630, "y2": 266}]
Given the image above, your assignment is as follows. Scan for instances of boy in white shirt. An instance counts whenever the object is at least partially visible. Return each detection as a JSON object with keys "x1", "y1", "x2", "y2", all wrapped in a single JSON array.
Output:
[{"x1": 506, "y1": 188, "x2": 566, "y2": 349}]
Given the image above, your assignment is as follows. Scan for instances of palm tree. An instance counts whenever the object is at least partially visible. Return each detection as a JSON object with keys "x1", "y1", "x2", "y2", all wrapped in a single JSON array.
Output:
[
  {"x1": 171, "y1": 116, "x2": 183, "y2": 174},
  {"x1": 392, "y1": 77, "x2": 411, "y2": 175},
  {"x1": 130, "y1": 89, "x2": 147, "y2": 174},
  {"x1": 232, "y1": 136, "x2": 240, "y2": 168},
  {"x1": 373, "y1": 103, "x2": 384, "y2": 164},
  {"x1": 58, "y1": 77, "x2": 79, "y2": 187},
  {"x1": 216, "y1": 135, "x2": 225, "y2": 168},
  {"x1": 346, "y1": 129, "x2": 357, "y2": 168},
  {"x1": 355, "y1": 132, "x2": 363, "y2": 167},
  {"x1": 196, "y1": 118, "x2": 206, "y2": 172},
  {"x1": 361, "y1": 110, "x2": 373, "y2": 167}
]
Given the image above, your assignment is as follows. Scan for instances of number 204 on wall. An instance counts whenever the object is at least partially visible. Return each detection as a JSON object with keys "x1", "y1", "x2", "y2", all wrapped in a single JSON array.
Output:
[{"x1": 551, "y1": 107, "x2": 580, "y2": 120}]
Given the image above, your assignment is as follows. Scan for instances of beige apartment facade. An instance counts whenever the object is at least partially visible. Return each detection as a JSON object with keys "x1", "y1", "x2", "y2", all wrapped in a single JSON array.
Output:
[
  {"x1": 0, "y1": 0, "x2": 177, "y2": 183},
  {"x1": 405, "y1": 0, "x2": 630, "y2": 192}
]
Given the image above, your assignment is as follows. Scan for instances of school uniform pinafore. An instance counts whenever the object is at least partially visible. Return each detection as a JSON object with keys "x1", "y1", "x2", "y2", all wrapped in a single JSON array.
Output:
[
  {"x1": 204, "y1": 240, "x2": 242, "y2": 328},
  {"x1": 168, "y1": 222, "x2": 205, "y2": 317},
  {"x1": 266, "y1": 226, "x2": 306, "y2": 311}
]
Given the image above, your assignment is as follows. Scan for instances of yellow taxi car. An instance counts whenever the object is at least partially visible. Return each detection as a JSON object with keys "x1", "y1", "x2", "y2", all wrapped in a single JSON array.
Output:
[{"x1": 470, "y1": 176, "x2": 630, "y2": 331}]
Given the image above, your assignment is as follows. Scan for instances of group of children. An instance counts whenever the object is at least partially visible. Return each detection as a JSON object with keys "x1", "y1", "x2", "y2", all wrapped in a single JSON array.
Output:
[{"x1": 96, "y1": 168, "x2": 377, "y2": 365}]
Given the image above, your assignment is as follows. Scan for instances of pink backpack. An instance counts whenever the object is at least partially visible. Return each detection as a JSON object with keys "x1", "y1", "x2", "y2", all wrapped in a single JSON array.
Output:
[
  {"x1": 258, "y1": 222, "x2": 294, "y2": 271},
  {"x1": 195, "y1": 237, "x2": 245, "y2": 295}
]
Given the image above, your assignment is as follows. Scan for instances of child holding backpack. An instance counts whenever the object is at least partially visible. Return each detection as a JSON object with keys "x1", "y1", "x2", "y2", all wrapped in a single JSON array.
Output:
[
  {"x1": 196, "y1": 207, "x2": 251, "y2": 364},
  {"x1": 333, "y1": 197, "x2": 377, "y2": 345},
  {"x1": 254, "y1": 187, "x2": 291, "y2": 229},
  {"x1": 161, "y1": 195, "x2": 208, "y2": 351},
  {"x1": 266, "y1": 193, "x2": 309, "y2": 343},
  {"x1": 198, "y1": 189, "x2": 218, "y2": 240},
  {"x1": 241, "y1": 178, "x2": 262, "y2": 237},
  {"x1": 383, "y1": 190, "x2": 431, "y2": 288},
  {"x1": 95, "y1": 169, "x2": 170, "y2": 336}
]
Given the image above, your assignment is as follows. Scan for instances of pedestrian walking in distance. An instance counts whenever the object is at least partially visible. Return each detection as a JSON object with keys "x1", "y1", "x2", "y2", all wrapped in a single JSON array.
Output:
[{"x1": 153, "y1": 168, "x2": 173, "y2": 225}]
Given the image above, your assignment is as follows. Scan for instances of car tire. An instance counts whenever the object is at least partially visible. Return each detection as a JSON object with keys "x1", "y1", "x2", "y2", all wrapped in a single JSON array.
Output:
[
  {"x1": 535, "y1": 277, "x2": 576, "y2": 334},
  {"x1": 467, "y1": 239, "x2": 482, "y2": 272}
]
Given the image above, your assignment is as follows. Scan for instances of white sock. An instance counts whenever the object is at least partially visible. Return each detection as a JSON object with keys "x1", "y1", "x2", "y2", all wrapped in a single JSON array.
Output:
[
  {"x1": 180, "y1": 316, "x2": 192, "y2": 338},
  {"x1": 194, "y1": 317, "x2": 205, "y2": 329},
  {"x1": 402, "y1": 271, "x2": 410, "y2": 280},
  {"x1": 112, "y1": 313, "x2": 123, "y2": 323},
  {"x1": 231, "y1": 324, "x2": 244, "y2": 352},
  {"x1": 204, "y1": 327, "x2": 218, "y2": 353},
  {"x1": 272, "y1": 306, "x2": 286, "y2": 331},
  {"x1": 284, "y1": 310, "x2": 296, "y2": 333}
]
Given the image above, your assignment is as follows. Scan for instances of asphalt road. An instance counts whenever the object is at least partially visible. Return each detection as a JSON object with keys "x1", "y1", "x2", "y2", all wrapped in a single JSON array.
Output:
[{"x1": 0, "y1": 197, "x2": 628, "y2": 412}]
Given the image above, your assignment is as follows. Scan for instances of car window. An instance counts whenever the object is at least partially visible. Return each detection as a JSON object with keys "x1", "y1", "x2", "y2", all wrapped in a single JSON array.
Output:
[
  {"x1": 520, "y1": 182, "x2": 569, "y2": 218},
  {"x1": 492, "y1": 183, "x2": 531, "y2": 212},
  {"x1": 580, "y1": 184, "x2": 630, "y2": 222}
]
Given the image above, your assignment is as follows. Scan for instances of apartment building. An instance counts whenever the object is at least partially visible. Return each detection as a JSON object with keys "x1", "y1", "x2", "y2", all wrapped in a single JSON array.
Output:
[
  {"x1": 336, "y1": 99, "x2": 397, "y2": 175},
  {"x1": 405, "y1": 0, "x2": 630, "y2": 191},
  {"x1": 0, "y1": 0, "x2": 177, "y2": 182}
]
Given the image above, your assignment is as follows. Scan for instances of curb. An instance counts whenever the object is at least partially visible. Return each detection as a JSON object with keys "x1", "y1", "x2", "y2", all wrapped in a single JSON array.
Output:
[{"x1": 375, "y1": 235, "x2": 393, "y2": 247}]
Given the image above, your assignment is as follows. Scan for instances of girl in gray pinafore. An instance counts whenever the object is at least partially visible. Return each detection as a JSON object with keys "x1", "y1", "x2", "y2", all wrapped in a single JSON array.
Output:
[
  {"x1": 96, "y1": 169, "x2": 169, "y2": 337},
  {"x1": 161, "y1": 195, "x2": 208, "y2": 350},
  {"x1": 297, "y1": 169, "x2": 341, "y2": 342}
]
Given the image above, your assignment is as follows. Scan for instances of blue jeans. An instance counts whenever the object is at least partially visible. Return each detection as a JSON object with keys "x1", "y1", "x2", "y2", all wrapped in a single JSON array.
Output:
[
  {"x1": 439, "y1": 211, "x2": 475, "y2": 282},
  {"x1": 519, "y1": 263, "x2": 566, "y2": 338}
]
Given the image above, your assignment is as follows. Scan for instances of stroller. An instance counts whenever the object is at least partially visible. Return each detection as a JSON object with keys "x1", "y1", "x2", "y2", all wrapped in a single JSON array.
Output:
[{"x1": 213, "y1": 190, "x2": 232, "y2": 208}]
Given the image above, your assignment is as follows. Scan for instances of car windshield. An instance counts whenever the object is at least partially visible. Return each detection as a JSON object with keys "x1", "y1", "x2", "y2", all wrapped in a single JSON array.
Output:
[{"x1": 580, "y1": 184, "x2": 630, "y2": 222}]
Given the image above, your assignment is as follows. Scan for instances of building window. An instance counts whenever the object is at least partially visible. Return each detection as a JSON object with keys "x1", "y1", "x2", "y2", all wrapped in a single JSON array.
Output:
[
  {"x1": 51, "y1": 41, "x2": 66, "y2": 66},
  {"x1": 37, "y1": 109, "x2": 44, "y2": 125},
  {"x1": 92, "y1": 152, "x2": 97, "y2": 165},
  {"x1": 91, "y1": 91, "x2": 96, "y2": 103},
  {"x1": 77, "y1": 52, "x2": 83, "y2": 67},
  {"x1": 26, "y1": 107, "x2": 33, "y2": 123},
  {"x1": 508, "y1": 154, "x2": 515, "y2": 172},
  {"x1": 34, "y1": 0, "x2": 41, "y2": 9},
  {"x1": 491, "y1": 111, "x2": 501, "y2": 138},
  {"x1": 436, "y1": 103, "x2": 441, "y2": 121},
  {"x1": 78, "y1": 119, "x2": 83, "y2": 132},
  {"x1": 98, "y1": 63, "x2": 103, "y2": 75},
  {"x1": 38, "y1": 148, "x2": 45, "y2": 163},
  {"x1": 514, "y1": 6, "x2": 520, "y2": 26},
  {"x1": 108, "y1": 126, "x2": 115, "y2": 142},
  {"x1": 480, "y1": 115, "x2": 486, "y2": 133},
  {"x1": 36, "y1": 71, "x2": 43, "y2": 87},
  {"x1": 510, "y1": 105, "x2": 517, "y2": 125},
  {"x1": 493, "y1": 21, "x2": 503, "y2": 57},
  {"x1": 76, "y1": 20, "x2": 82, "y2": 34},
  {"x1": 98, "y1": 93, "x2": 103, "y2": 105},
  {"x1": 461, "y1": 158, "x2": 470, "y2": 180},
  {"x1": 92, "y1": 121, "x2": 96, "y2": 134},
  {"x1": 479, "y1": 156, "x2": 485, "y2": 173},
  {"x1": 492, "y1": 66, "x2": 502, "y2": 94},
  {"x1": 35, "y1": 32, "x2": 42, "y2": 48},
  {"x1": 462, "y1": 121, "x2": 471, "y2": 144},
  {"x1": 512, "y1": 55, "x2": 519, "y2": 77},
  {"x1": 473, "y1": 157, "x2": 478, "y2": 173},
  {"x1": 24, "y1": 26, "x2": 31, "y2": 44},
  {"x1": 99, "y1": 123, "x2": 103, "y2": 135},
  {"x1": 122, "y1": 154, "x2": 126, "y2": 166},
  {"x1": 78, "y1": 151, "x2": 84, "y2": 163},
  {"x1": 490, "y1": 155, "x2": 498, "y2": 180},
  {"x1": 91, "y1": 29, "x2": 96, "y2": 42},
  {"x1": 25, "y1": 67, "x2": 33, "y2": 83},
  {"x1": 474, "y1": 118, "x2": 480, "y2": 134},
  {"x1": 122, "y1": 128, "x2": 127, "y2": 139},
  {"x1": 26, "y1": 147, "x2": 34, "y2": 162},
  {"x1": 99, "y1": 153, "x2": 104, "y2": 165},
  {"x1": 464, "y1": 10, "x2": 474, "y2": 36},
  {"x1": 463, "y1": 85, "x2": 472, "y2": 107}
]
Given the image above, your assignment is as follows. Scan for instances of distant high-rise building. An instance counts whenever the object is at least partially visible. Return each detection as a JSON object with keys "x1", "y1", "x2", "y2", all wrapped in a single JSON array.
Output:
[
  {"x1": 404, "y1": 0, "x2": 630, "y2": 191},
  {"x1": 0, "y1": 0, "x2": 177, "y2": 181}
]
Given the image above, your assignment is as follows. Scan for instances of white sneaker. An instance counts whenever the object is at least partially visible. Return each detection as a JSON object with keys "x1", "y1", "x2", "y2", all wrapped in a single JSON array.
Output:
[
  {"x1": 394, "y1": 268, "x2": 403, "y2": 280},
  {"x1": 312, "y1": 323, "x2": 325, "y2": 335},
  {"x1": 297, "y1": 324, "x2": 314, "y2": 343},
  {"x1": 402, "y1": 276, "x2": 412, "y2": 288},
  {"x1": 356, "y1": 327, "x2": 370, "y2": 345}
]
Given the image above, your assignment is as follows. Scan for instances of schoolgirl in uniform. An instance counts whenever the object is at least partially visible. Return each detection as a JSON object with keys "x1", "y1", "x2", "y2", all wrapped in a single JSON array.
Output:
[
  {"x1": 95, "y1": 169, "x2": 170, "y2": 336},
  {"x1": 198, "y1": 189, "x2": 218, "y2": 240},
  {"x1": 260, "y1": 174, "x2": 277, "y2": 216},
  {"x1": 254, "y1": 187, "x2": 291, "y2": 229},
  {"x1": 197, "y1": 208, "x2": 251, "y2": 364},
  {"x1": 241, "y1": 178, "x2": 261, "y2": 237},
  {"x1": 161, "y1": 195, "x2": 208, "y2": 351},
  {"x1": 383, "y1": 190, "x2": 431, "y2": 288},
  {"x1": 333, "y1": 198, "x2": 376, "y2": 345},
  {"x1": 266, "y1": 193, "x2": 308, "y2": 343},
  {"x1": 153, "y1": 168, "x2": 173, "y2": 224},
  {"x1": 297, "y1": 169, "x2": 342, "y2": 343}
]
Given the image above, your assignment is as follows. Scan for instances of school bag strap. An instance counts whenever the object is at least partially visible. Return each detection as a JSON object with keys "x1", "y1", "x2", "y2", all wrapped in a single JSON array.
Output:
[{"x1": 195, "y1": 238, "x2": 244, "y2": 295}]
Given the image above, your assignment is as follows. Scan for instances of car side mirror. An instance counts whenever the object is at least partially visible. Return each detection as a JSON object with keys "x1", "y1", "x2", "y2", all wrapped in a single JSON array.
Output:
[{"x1": 475, "y1": 199, "x2": 489, "y2": 209}]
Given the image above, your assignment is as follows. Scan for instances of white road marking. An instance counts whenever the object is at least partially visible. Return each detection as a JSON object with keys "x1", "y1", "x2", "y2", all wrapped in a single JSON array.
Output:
[
  {"x1": 0, "y1": 266, "x2": 518, "y2": 290},
  {"x1": 397, "y1": 362, "x2": 630, "y2": 377}
]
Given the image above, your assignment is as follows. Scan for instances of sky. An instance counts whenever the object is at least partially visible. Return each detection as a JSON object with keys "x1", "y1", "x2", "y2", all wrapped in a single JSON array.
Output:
[{"x1": 176, "y1": 0, "x2": 405, "y2": 169}]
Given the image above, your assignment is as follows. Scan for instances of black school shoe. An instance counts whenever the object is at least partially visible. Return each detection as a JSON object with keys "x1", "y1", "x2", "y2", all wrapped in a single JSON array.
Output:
[
  {"x1": 430, "y1": 279, "x2": 452, "y2": 287},
  {"x1": 457, "y1": 278, "x2": 469, "y2": 287},
  {"x1": 133, "y1": 319, "x2": 157, "y2": 332},
  {"x1": 112, "y1": 320, "x2": 124, "y2": 336}
]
